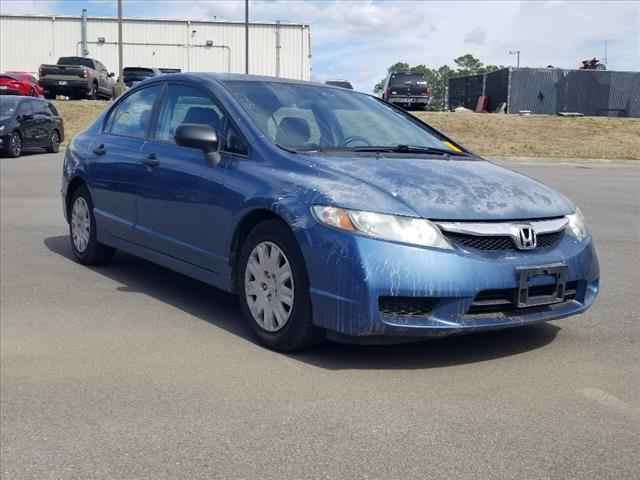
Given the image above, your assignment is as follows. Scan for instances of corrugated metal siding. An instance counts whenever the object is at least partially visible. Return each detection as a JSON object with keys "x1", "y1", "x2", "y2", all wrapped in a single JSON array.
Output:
[
  {"x1": 0, "y1": 14, "x2": 311, "y2": 80},
  {"x1": 509, "y1": 68, "x2": 562, "y2": 115}
]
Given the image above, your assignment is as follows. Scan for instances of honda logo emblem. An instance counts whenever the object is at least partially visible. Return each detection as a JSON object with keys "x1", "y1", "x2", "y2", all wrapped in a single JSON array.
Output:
[{"x1": 516, "y1": 225, "x2": 537, "y2": 250}]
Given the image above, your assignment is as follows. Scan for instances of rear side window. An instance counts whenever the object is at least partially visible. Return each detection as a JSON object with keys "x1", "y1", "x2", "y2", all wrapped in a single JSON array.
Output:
[
  {"x1": 106, "y1": 85, "x2": 161, "y2": 139},
  {"x1": 33, "y1": 100, "x2": 50, "y2": 115},
  {"x1": 47, "y1": 103, "x2": 59, "y2": 116},
  {"x1": 155, "y1": 84, "x2": 224, "y2": 143}
]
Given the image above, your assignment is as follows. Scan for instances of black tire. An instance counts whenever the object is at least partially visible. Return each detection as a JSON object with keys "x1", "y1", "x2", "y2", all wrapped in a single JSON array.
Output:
[
  {"x1": 44, "y1": 91, "x2": 56, "y2": 100},
  {"x1": 238, "y1": 219, "x2": 323, "y2": 352},
  {"x1": 6, "y1": 132, "x2": 22, "y2": 158},
  {"x1": 46, "y1": 130, "x2": 60, "y2": 153},
  {"x1": 88, "y1": 83, "x2": 97, "y2": 100},
  {"x1": 68, "y1": 186, "x2": 115, "y2": 265}
]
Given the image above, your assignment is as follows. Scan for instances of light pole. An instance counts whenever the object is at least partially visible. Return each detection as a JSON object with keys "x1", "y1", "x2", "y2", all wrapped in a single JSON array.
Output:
[
  {"x1": 117, "y1": 0, "x2": 124, "y2": 85},
  {"x1": 509, "y1": 50, "x2": 521, "y2": 69},
  {"x1": 245, "y1": 0, "x2": 249, "y2": 74}
]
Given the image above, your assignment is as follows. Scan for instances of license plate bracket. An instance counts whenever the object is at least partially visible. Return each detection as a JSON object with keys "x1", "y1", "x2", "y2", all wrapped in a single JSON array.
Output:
[{"x1": 516, "y1": 264, "x2": 568, "y2": 308}]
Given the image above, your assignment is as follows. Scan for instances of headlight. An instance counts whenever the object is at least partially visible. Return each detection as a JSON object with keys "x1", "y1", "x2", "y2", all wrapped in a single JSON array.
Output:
[
  {"x1": 311, "y1": 206, "x2": 452, "y2": 250},
  {"x1": 567, "y1": 208, "x2": 588, "y2": 241},
  {"x1": 0, "y1": 125, "x2": 5, "y2": 132}
]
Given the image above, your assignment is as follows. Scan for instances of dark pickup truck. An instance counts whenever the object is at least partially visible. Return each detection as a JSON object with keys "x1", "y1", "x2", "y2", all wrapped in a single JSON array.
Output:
[
  {"x1": 39, "y1": 57, "x2": 115, "y2": 100},
  {"x1": 381, "y1": 72, "x2": 432, "y2": 110}
]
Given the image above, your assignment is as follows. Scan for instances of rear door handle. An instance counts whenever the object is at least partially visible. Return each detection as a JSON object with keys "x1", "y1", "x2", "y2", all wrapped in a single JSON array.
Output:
[
  {"x1": 93, "y1": 144, "x2": 106, "y2": 156},
  {"x1": 142, "y1": 153, "x2": 160, "y2": 167}
]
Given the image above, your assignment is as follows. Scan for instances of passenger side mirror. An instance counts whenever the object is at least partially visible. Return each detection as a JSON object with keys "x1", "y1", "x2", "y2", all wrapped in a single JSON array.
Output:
[{"x1": 175, "y1": 124, "x2": 220, "y2": 166}]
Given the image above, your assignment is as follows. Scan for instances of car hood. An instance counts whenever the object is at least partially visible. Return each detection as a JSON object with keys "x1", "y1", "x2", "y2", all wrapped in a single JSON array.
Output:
[{"x1": 305, "y1": 155, "x2": 574, "y2": 221}]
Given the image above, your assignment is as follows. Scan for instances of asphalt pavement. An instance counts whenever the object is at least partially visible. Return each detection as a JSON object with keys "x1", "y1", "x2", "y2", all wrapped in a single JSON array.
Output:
[{"x1": 1, "y1": 152, "x2": 639, "y2": 479}]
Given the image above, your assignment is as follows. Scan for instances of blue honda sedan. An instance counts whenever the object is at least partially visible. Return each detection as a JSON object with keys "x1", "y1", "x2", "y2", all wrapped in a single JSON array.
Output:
[{"x1": 62, "y1": 73, "x2": 599, "y2": 351}]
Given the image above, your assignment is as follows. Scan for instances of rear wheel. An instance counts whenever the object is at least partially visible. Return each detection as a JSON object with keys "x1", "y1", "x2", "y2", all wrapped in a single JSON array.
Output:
[
  {"x1": 69, "y1": 186, "x2": 115, "y2": 265},
  {"x1": 44, "y1": 91, "x2": 56, "y2": 100},
  {"x1": 238, "y1": 220, "x2": 323, "y2": 352},
  {"x1": 46, "y1": 130, "x2": 60, "y2": 153},
  {"x1": 6, "y1": 132, "x2": 22, "y2": 158},
  {"x1": 88, "y1": 83, "x2": 97, "y2": 100}
]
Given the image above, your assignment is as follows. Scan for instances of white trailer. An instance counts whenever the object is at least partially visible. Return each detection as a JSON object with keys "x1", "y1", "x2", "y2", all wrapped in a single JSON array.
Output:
[{"x1": 0, "y1": 13, "x2": 312, "y2": 80}]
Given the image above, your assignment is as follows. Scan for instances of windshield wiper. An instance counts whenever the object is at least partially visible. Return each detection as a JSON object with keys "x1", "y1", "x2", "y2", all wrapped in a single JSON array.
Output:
[
  {"x1": 276, "y1": 143, "x2": 301, "y2": 154},
  {"x1": 346, "y1": 145, "x2": 469, "y2": 157}
]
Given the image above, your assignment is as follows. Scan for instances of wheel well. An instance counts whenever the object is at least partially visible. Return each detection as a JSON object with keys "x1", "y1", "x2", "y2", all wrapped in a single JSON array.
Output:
[
  {"x1": 229, "y1": 209, "x2": 287, "y2": 291},
  {"x1": 65, "y1": 177, "x2": 87, "y2": 220}
]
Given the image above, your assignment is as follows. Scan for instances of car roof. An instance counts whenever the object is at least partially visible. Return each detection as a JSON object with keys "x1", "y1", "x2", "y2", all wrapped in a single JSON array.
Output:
[{"x1": 145, "y1": 72, "x2": 333, "y2": 89}]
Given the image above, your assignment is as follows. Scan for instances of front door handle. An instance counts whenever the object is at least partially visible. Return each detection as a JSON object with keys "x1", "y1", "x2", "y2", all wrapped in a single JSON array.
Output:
[
  {"x1": 142, "y1": 153, "x2": 160, "y2": 167},
  {"x1": 93, "y1": 144, "x2": 106, "y2": 156}
]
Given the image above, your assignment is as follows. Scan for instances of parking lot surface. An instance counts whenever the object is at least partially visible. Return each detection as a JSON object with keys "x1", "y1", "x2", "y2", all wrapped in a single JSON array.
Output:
[{"x1": 2, "y1": 152, "x2": 639, "y2": 480}]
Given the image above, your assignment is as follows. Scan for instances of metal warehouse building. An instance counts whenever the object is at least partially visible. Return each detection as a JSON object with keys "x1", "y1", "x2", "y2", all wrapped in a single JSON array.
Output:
[{"x1": 0, "y1": 13, "x2": 311, "y2": 80}]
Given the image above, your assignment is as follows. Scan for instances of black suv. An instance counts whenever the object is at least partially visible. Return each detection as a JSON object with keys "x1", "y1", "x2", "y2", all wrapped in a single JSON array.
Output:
[
  {"x1": 381, "y1": 72, "x2": 432, "y2": 110},
  {"x1": 0, "y1": 96, "x2": 64, "y2": 157}
]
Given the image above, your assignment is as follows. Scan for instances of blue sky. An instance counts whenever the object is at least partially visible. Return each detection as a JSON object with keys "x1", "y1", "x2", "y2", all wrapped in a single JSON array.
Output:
[{"x1": 5, "y1": 1, "x2": 639, "y2": 91}]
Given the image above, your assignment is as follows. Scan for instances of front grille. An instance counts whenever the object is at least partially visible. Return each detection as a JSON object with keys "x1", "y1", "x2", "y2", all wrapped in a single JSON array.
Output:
[
  {"x1": 467, "y1": 281, "x2": 578, "y2": 315},
  {"x1": 379, "y1": 297, "x2": 437, "y2": 317},
  {"x1": 444, "y1": 230, "x2": 564, "y2": 251}
]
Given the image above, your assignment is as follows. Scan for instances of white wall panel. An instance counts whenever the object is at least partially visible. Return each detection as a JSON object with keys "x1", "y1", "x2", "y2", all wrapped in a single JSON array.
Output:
[{"x1": 0, "y1": 14, "x2": 311, "y2": 79}]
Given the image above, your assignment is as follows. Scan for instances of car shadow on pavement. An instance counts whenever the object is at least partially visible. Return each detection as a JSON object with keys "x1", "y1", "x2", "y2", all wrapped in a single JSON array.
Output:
[{"x1": 45, "y1": 235, "x2": 560, "y2": 370}]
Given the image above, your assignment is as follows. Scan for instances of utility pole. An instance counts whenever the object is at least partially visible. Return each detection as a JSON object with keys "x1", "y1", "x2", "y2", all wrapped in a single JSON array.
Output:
[
  {"x1": 509, "y1": 49, "x2": 521, "y2": 69},
  {"x1": 117, "y1": 0, "x2": 124, "y2": 85},
  {"x1": 244, "y1": 0, "x2": 249, "y2": 74},
  {"x1": 245, "y1": 0, "x2": 249, "y2": 74},
  {"x1": 604, "y1": 40, "x2": 608, "y2": 68}
]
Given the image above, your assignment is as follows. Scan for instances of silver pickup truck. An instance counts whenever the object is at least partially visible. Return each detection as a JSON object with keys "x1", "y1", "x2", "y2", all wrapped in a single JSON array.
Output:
[{"x1": 39, "y1": 57, "x2": 115, "y2": 100}]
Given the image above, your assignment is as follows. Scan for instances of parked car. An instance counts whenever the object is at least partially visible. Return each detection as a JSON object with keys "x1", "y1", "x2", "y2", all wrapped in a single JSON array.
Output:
[
  {"x1": 122, "y1": 67, "x2": 162, "y2": 88},
  {"x1": 0, "y1": 95, "x2": 64, "y2": 157},
  {"x1": 382, "y1": 71, "x2": 432, "y2": 110},
  {"x1": 325, "y1": 80, "x2": 354, "y2": 90},
  {"x1": 61, "y1": 74, "x2": 599, "y2": 352},
  {"x1": 0, "y1": 72, "x2": 44, "y2": 97},
  {"x1": 39, "y1": 56, "x2": 115, "y2": 100}
]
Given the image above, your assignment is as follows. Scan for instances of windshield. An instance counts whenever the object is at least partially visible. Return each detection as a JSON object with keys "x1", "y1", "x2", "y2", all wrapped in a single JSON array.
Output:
[
  {"x1": 224, "y1": 81, "x2": 457, "y2": 152},
  {"x1": 0, "y1": 97, "x2": 20, "y2": 119},
  {"x1": 58, "y1": 57, "x2": 94, "y2": 68}
]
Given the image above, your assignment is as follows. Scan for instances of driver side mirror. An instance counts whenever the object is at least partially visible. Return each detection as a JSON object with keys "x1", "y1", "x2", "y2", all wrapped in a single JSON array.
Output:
[
  {"x1": 108, "y1": 72, "x2": 115, "y2": 78},
  {"x1": 175, "y1": 124, "x2": 220, "y2": 166}
]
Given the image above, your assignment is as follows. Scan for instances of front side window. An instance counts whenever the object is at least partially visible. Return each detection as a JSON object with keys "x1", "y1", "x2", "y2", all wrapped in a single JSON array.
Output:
[
  {"x1": 107, "y1": 85, "x2": 161, "y2": 139},
  {"x1": 223, "y1": 81, "x2": 453, "y2": 152},
  {"x1": 155, "y1": 84, "x2": 224, "y2": 143}
]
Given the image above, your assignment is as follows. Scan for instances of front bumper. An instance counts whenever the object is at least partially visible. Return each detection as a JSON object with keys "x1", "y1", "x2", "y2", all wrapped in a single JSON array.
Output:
[{"x1": 298, "y1": 225, "x2": 599, "y2": 338}]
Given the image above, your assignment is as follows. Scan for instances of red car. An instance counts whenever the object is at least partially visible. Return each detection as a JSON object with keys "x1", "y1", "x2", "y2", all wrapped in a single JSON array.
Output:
[{"x1": 0, "y1": 72, "x2": 44, "y2": 97}]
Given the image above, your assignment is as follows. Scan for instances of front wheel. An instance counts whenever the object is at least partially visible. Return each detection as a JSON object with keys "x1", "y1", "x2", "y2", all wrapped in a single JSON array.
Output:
[
  {"x1": 6, "y1": 132, "x2": 22, "y2": 158},
  {"x1": 69, "y1": 186, "x2": 115, "y2": 265},
  {"x1": 46, "y1": 130, "x2": 60, "y2": 153},
  {"x1": 238, "y1": 219, "x2": 323, "y2": 352}
]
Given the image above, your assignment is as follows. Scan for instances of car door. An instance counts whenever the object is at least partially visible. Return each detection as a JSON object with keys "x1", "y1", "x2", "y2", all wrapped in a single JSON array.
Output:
[
  {"x1": 137, "y1": 82, "x2": 238, "y2": 274},
  {"x1": 16, "y1": 100, "x2": 37, "y2": 147},
  {"x1": 88, "y1": 84, "x2": 162, "y2": 242},
  {"x1": 31, "y1": 99, "x2": 52, "y2": 146}
]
